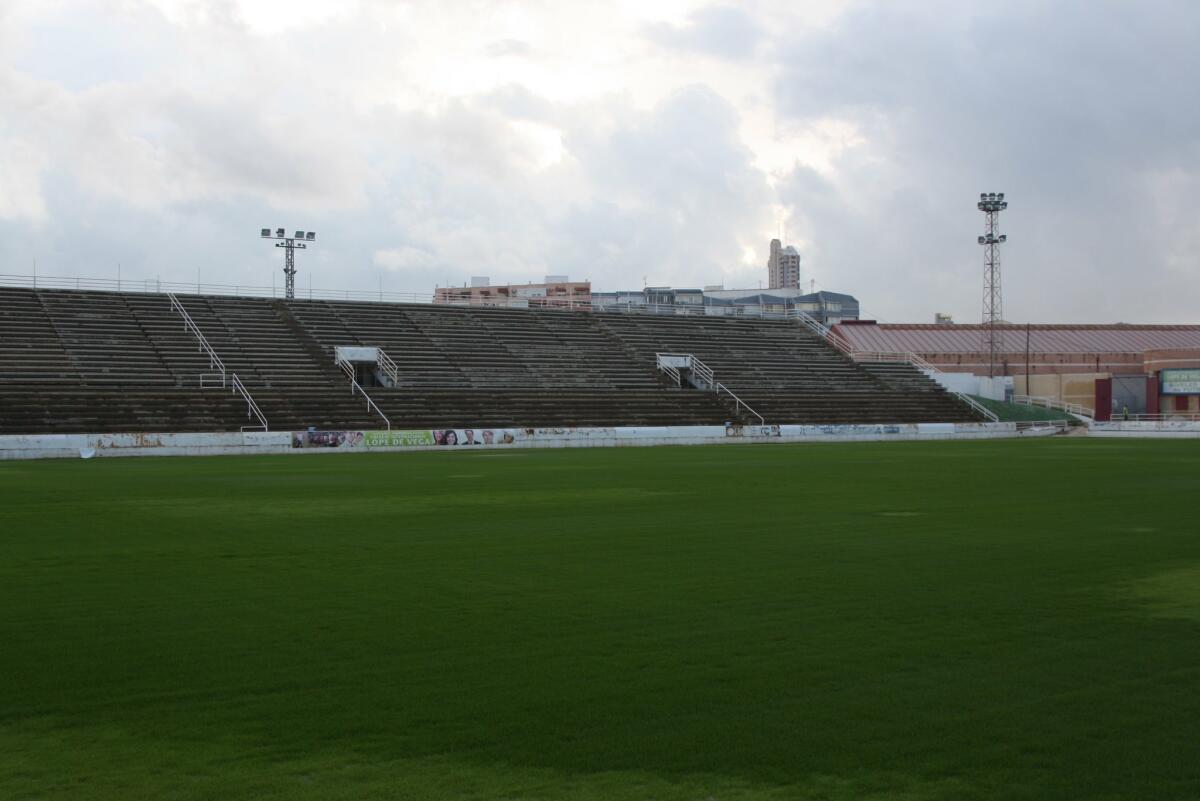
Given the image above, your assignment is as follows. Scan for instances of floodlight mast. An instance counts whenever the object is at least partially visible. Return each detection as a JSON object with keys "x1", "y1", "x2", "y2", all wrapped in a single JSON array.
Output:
[
  {"x1": 976, "y1": 193, "x2": 1008, "y2": 379},
  {"x1": 259, "y1": 228, "x2": 317, "y2": 300}
]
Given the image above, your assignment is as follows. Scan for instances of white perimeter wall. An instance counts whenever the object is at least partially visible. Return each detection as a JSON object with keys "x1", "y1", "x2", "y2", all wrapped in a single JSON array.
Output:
[
  {"x1": 1089, "y1": 420, "x2": 1200, "y2": 438},
  {"x1": 0, "y1": 423, "x2": 1057, "y2": 461}
]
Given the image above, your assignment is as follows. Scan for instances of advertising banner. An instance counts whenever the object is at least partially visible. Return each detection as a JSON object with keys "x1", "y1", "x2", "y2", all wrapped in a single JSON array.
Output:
[
  {"x1": 358, "y1": 429, "x2": 521, "y2": 447},
  {"x1": 778, "y1": 424, "x2": 907, "y2": 437},
  {"x1": 292, "y1": 430, "x2": 365, "y2": 449},
  {"x1": 724, "y1": 423, "x2": 782, "y2": 438},
  {"x1": 1161, "y1": 368, "x2": 1200, "y2": 395},
  {"x1": 430, "y1": 429, "x2": 518, "y2": 446},
  {"x1": 363, "y1": 430, "x2": 435, "y2": 447}
]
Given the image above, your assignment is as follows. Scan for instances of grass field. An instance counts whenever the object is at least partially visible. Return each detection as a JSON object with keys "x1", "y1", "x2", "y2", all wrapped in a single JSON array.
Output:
[{"x1": 2, "y1": 439, "x2": 1199, "y2": 800}]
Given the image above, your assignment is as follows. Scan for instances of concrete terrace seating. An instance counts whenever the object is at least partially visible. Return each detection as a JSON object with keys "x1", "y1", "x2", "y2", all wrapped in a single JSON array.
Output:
[
  {"x1": 0, "y1": 286, "x2": 983, "y2": 434},
  {"x1": 155, "y1": 295, "x2": 381, "y2": 431},
  {"x1": 283, "y1": 299, "x2": 731, "y2": 426},
  {"x1": 595, "y1": 313, "x2": 979, "y2": 424},
  {"x1": 0, "y1": 288, "x2": 256, "y2": 433},
  {"x1": 0, "y1": 288, "x2": 378, "y2": 433},
  {"x1": 0, "y1": 287, "x2": 81, "y2": 385}
]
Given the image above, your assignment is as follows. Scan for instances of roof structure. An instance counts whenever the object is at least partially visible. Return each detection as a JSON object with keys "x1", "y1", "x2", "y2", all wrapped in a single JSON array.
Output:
[{"x1": 833, "y1": 323, "x2": 1200, "y2": 354}]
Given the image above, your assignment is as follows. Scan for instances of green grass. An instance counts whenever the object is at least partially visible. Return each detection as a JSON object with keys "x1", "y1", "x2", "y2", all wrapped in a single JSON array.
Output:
[
  {"x1": 2, "y1": 440, "x2": 1199, "y2": 800},
  {"x1": 968, "y1": 395, "x2": 1078, "y2": 422}
]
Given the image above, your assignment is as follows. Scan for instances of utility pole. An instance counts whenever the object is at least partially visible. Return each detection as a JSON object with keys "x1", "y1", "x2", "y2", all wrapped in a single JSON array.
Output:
[{"x1": 1025, "y1": 322, "x2": 1031, "y2": 397}]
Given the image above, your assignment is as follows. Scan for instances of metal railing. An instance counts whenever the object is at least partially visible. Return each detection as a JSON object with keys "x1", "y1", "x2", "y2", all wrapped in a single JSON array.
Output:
[
  {"x1": 6, "y1": 273, "x2": 440, "y2": 305},
  {"x1": 230, "y1": 374, "x2": 269, "y2": 431},
  {"x1": 941, "y1": 389, "x2": 1001, "y2": 422},
  {"x1": 789, "y1": 308, "x2": 1000, "y2": 423},
  {"x1": 1011, "y1": 394, "x2": 1094, "y2": 421},
  {"x1": 715, "y1": 382, "x2": 765, "y2": 425},
  {"x1": 1109, "y1": 412, "x2": 1200, "y2": 422},
  {"x1": 656, "y1": 352, "x2": 716, "y2": 389},
  {"x1": 1, "y1": 272, "x2": 816, "y2": 321},
  {"x1": 654, "y1": 352, "x2": 764, "y2": 424},
  {"x1": 336, "y1": 357, "x2": 391, "y2": 430},
  {"x1": 168, "y1": 293, "x2": 269, "y2": 430},
  {"x1": 689, "y1": 357, "x2": 716, "y2": 389},
  {"x1": 655, "y1": 355, "x2": 682, "y2": 387},
  {"x1": 377, "y1": 348, "x2": 400, "y2": 386},
  {"x1": 168, "y1": 292, "x2": 226, "y2": 387},
  {"x1": 1015, "y1": 419, "x2": 1071, "y2": 433}
]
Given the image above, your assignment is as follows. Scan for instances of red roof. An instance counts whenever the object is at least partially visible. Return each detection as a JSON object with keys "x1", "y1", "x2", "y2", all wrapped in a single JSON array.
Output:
[{"x1": 833, "y1": 323, "x2": 1200, "y2": 354}]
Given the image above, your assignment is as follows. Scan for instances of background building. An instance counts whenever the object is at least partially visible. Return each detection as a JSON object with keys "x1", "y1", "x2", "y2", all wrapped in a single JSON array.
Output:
[
  {"x1": 590, "y1": 287, "x2": 858, "y2": 325},
  {"x1": 433, "y1": 237, "x2": 858, "y2": 326},
  {"x1": 434, "y1": 276, "x2": 591, "y2": 309},
  {"x1": 830, "y1": 320, "x2": 1200, "y2": 417},
  {"x1": 767, "y1": 239, "x2": 801, "y2": 289}
]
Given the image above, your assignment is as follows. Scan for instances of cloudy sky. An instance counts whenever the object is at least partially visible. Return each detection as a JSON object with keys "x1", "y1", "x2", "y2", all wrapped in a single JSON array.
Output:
[{"x1": 1, "y1": 0, "x2": 1197, "y2": 322}]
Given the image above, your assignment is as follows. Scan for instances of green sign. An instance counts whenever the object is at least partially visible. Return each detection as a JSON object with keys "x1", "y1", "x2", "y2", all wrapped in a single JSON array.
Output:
[
  {"x1": 363, "y1": 430, "x2": 435, "y2": 447},
  {"x1": 1161, "y1": 368, "x2": 1200, "y2": 395}
]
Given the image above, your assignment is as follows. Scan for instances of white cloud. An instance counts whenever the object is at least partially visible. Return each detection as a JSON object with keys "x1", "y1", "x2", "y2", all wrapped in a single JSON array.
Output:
[
  {"x1": 0, "y1": 0, "x2": 1196, "y2": 322},
  {"x1": 0, "y1": 138, "x2": 48, "y2": 222}
]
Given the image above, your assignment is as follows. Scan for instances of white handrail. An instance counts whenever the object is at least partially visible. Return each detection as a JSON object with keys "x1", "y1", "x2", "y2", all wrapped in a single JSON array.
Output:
[
  {"x1": 656, "y1": 359, "x2": 682, "y2": 387},
  {"x1": 168, "y1": 292, "x2": 225, "y2": 386},
  {"x1": 169, "y1": 292, "x2": 269, "y2": 430},
  {"x1": 716, "y1": 382, "x2": 765, "y2": 425},
  {"x1": 1015, "y1": 419, "x2": 1071, "y2": 432},
  {"x1": 952, "y1": 393, "x2": 1001, "y2": 422},
  {"x1": 377, "y1": 348, "x2": 400, "y2": 386},
  {"x1": 1012, "y1": 394, "x2": 1094, "y2": 420},
  {"x1": 336, "y1": 357, "x2": 391, "y2": 430},
  {"x1": 655, "y1": 352, "x2": 716, "y2": 389},
  {"x1": 790, "y1": 308, "x2": 1000, "y2": 422},
  {"x1": 654, "y1": 352, "x2": 765, "y2": 424},
  {"x1": 691, "y1": 359, "x2": 715, "y2": 389},
  {"x1": 231, "y1": 374, "x2": 269, "y2": 431}
]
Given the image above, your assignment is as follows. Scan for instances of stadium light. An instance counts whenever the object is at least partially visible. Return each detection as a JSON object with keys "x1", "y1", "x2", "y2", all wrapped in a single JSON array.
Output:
[
  {"x1": 977, "y1": 192, "x2": 1009, "y2": 379},
  {"x1": 260, "y1": 227, "x2": 318, "y2": 300}
]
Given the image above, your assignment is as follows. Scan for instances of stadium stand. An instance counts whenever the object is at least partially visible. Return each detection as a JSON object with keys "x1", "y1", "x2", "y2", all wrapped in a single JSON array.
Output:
[
  {"x1": 596, "y1": 314, "x2": 978, "y2": 424},
  {"x1": 0, "y1": 286, "x2": 982, "y2": 433}
]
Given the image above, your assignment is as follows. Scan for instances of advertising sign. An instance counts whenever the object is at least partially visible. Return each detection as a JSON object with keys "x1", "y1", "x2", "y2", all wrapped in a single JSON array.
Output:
[
  {"x1": 363, "y1": 430, "x2": 435, "y2": 447},
  {"x1": 431, "y1": 429, "x2": 517, "y2": 446},
  {"x1": 292, "y1": 430, "x2": 364, "y2": 449},
  {"x1": 1161, "y1": 368, "x2": 1200, "y2": 395},
  {"x1": 724, "y1": 423, "x2": 782, "y2": 438}
]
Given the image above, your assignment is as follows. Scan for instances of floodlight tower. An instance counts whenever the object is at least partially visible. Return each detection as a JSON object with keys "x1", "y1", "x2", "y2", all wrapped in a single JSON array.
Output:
[
  {"x1": 977, "y1": 193, "x2": 1008, "y2": 378},
  {"x1": 260, "y1": 228, "x2": 316, "y2": 300}
]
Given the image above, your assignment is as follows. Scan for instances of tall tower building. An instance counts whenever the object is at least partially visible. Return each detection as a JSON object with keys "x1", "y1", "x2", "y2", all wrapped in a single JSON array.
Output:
[{"x1": 767, "y1": 238, "x2": 801, "y2": 289}]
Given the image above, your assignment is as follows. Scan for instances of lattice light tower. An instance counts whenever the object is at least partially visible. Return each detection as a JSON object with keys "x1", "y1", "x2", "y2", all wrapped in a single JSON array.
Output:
[
  {"x1": 977, "y1": 193, "x2": 1008, "y2": 378},
  {"x1": 260, "y1": 228, "x2": 316, "y2": 300}
]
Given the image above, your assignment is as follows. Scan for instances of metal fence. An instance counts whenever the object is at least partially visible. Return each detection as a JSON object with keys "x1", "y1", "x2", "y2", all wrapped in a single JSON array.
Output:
[{"x1": 0, "y1": 273, "x2": 806, "y2": 321}]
